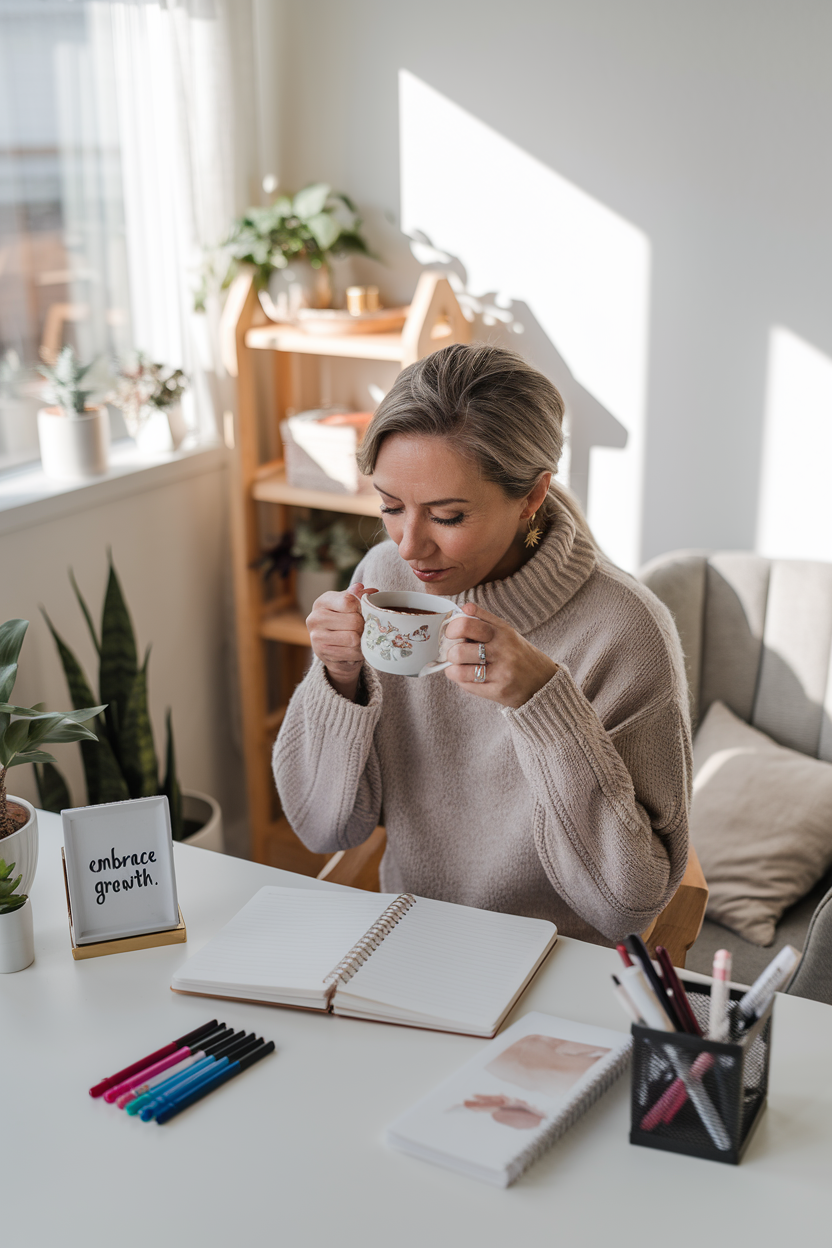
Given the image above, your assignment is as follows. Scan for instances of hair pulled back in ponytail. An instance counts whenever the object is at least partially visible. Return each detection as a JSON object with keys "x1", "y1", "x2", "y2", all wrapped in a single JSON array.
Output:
[{"x1": 356, "y1": 342, "x2": 597, "y2": 549}]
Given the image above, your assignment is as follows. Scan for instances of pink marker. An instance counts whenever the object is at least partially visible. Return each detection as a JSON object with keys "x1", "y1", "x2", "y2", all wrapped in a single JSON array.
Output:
[
  {"x1": 104, "y1": 1047, "x2": 192, "y2": 1102},
  {"x1": 708, "y1": 949, "x2": 732, "y2": 1042},
  {"x1": 116, "y1": 1054, "x2": 201, "y2": 1108},
  {"x1": 641, "y1": 1052, "x2": 715, "y2": 1130}
]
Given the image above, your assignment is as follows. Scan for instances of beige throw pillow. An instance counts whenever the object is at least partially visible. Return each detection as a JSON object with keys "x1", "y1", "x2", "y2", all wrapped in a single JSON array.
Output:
[{"x1": 691, "y1": 700, "x2": 832, "y2": 946}]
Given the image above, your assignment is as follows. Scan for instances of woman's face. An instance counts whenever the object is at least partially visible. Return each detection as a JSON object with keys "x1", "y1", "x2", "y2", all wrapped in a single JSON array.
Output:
[{"x1": 372, "y1": 434, "x2": 542, "y2": 596}]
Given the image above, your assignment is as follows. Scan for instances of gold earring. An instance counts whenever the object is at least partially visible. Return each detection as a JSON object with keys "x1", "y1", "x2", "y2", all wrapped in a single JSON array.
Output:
[{"x1": 524, "y1": 511, "x2": 542, "y2": 549}]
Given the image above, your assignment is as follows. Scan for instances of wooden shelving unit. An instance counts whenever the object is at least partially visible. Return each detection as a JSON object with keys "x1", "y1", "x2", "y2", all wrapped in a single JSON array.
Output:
[{"x1": 221, "y1": 270, "x2": 470, "y2": 869}]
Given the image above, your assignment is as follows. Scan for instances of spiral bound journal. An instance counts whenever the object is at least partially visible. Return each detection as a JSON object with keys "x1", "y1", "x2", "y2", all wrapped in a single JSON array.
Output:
[
  {"x1": 171, "y1": 886, "x2": 558, "y2": 1037},
  {"x1": 387, "y1": 1012, "x2": 632, "y2": 1185}
]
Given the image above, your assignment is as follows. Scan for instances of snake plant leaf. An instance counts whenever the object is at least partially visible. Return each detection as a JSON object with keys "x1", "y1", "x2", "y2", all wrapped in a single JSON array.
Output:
[
  {"x1": 0, "y1": 618, "x2": 27, "y2": 703},
  {"x1": 292, "y1": 182, "x2": 330, "y2": 221},
  {"x1": 0, "y1": 717, "x2": 31, "y2": 766},
  {"x1": 34, "y1": 761, "x2": 71, "y2": 814},
  {"x1": 99, "y1": 556, "x2": 138, "y2": 743},
  {"x1": 161, "y1": 708, "x2": 183, "y2": 842},
  {"x1": 10, "y1": 749, "x2": 58, "y2": 767},
  {"x1": 120, "y1": 650, "x2": 158, "y2": 799},
  {"x1": 70, "y1": 568, "x2": 101, "y2": 656}
]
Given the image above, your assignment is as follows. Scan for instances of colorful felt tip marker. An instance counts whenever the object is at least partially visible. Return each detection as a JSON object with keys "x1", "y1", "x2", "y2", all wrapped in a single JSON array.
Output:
[
  {"x1": 89, "y1": 1020, "x2": 219, "y2": 1098},
  {"x1": 103, "y1": 1025, "x2": 231, "y2": 1102},
  {"x1": 155, "y1": 1041, "x2": 276, "y2": 1125},
  {"x1": 136, "y1": 1033, "x2": 259, "y2": 1120},
  {"x1": 120, "y1": 1028, "x2": 243, "y2": 1110}
]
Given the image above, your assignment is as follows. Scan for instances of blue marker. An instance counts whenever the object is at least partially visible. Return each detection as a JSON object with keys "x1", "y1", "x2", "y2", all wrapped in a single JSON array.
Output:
[
  {"x1": 156, "y1": 1041, "x2": 275, "y2": 1125},
  {"x1": 126, "y1": 1030, "x2": 247, "y2": 1116},
  {"x1": 138, "y1": 1034, "x2": 260, "y2": 1120}
]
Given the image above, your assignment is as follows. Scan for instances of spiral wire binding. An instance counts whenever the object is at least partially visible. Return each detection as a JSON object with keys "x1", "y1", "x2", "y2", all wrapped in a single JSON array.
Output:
[
  {"x1": 323, "y1": 894, "x2": 416, "y2": 992},
  {"x1": 510, "y1": 1041, "x2": 632, "y2": 1184}
]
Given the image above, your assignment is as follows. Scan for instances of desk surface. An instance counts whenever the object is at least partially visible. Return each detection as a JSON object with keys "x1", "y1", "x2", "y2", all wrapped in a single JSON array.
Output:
[{"x1": 5, "y1": 814, "x2": 832, "y2": 1248}]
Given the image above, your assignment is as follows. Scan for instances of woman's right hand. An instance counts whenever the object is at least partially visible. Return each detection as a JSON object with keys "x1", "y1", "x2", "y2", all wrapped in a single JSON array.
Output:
[{"x1": 307, "y1": 581, "x2": 377, "y2": 699}]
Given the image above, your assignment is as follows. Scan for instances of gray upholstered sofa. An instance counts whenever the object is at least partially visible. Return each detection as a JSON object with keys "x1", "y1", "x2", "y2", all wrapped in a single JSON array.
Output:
[{"x1": 640, "y1": 550, "x2": 832, "y2": 987}]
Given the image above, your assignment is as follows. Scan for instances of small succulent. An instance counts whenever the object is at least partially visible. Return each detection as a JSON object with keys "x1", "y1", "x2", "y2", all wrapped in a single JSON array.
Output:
[
  {"x1": 0, "y1": 859, "x2": 26, "y2": 915},
  {"x1": 38, "y1": 346, "x2": 98, "y2": 418}
]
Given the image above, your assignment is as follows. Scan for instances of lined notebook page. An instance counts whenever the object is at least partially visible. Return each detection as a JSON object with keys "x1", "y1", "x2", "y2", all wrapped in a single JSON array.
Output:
[
  {"x1": 172, "y1": 887, "x2": 398, "y2": 999},
  {"x1": 334, "y1": 898, "x2": 556, "y2": 1031}
]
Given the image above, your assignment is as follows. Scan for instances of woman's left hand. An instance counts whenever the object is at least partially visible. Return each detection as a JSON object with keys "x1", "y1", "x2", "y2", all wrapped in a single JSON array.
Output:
[{"x1": 443, "y1": 603, "x2": 559, "y2": 709}]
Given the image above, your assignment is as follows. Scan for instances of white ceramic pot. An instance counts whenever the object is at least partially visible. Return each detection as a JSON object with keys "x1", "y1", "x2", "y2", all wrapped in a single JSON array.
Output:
[
  {"x1": 37, "y1": 404, "x2": 110, "y2": 480},
  {"x1": 296, "y1": 568, "x2": 339, "y2": 619},
  {"x1": 266, "y1": 262, "x2": 332, "y2": 320},
  {"x1": 0, "y1": 798, "x2": 38, "y2": 895},
  {"x1": 0, "y1": 897, "x2": 34, "y2": 973},
  {"x1": 181, "y1": 789, "x2": 224, "y2": 853}
]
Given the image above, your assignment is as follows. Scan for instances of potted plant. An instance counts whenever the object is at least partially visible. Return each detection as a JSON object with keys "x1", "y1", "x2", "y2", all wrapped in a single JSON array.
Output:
[
  {"x1": 261, "y1": 517, "x2": 366, "y2": 619},
  {"x1": 109, "y1": 352, "x2": 189, "y2": 453},
  {"x1": 0, "y1": 859, "x2": 34, "y2": 973},
  {"x1": 37, "y1": 346, "x2": 110, "y2": 479},
  {"x1": 215, "y1": 183, "x2": 373, "y2": 318},
  {"x1": 0, "y1": 617, "x2": 103, "y2": 918},
  {"x1": 39, "y1": 556, "x2": 224, "y2": 853}
]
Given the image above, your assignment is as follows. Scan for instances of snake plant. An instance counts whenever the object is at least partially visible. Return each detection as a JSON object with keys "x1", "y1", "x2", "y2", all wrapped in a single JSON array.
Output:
[
  {"x1": 0, "y1": 859, "x2": 27, "y2": 915},
  {"x1": 0, "y1": 617, "x2": 103, "y2": 839},
  {"x1": 39, "y1": 555, "x2": 184, "y2": 839}
]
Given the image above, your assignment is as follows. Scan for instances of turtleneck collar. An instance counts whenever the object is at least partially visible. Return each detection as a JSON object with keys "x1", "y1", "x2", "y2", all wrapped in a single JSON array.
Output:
[{"x1": 407, "y1": 505, "x2": 598, "y2": 634}]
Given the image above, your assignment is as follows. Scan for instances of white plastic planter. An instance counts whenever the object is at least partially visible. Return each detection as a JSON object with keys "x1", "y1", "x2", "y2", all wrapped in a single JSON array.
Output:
[
  {"x1": 0, "y1": 897, "x2": 34, "y2": 973},
  {"x1": 37, "y1": 405, "x2": 110, "y2": 479},
  {"x1": 296, "y1": 568, "x2": 339, "y2": 619},
  {"x1": 0, "y1": 797, "x2": 38, "y2": 895},
  {"x1": 181, "y1": 790, "x2": 224, "y2": 853}
]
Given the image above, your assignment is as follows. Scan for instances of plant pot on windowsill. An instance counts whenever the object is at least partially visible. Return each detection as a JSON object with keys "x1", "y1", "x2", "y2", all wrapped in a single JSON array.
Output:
[
  {"x1": 180, "y1": 789, "x2": 224, "y2": 853},
  {"x1": 37, "y1": 404, "x2": 110, "y2": 480}
]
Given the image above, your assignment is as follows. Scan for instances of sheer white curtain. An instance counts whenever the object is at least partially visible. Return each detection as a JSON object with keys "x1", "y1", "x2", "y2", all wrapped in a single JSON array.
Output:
[{"x1": 88, "y1": 0, "x2": 260, "y2": 440}]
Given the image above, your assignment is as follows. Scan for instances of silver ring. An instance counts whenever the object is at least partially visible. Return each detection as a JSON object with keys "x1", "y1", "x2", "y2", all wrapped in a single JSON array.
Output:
[
  {"x1": 474, "y1": 663, "x2": 487, "y2": 683},
  {"x1": 478, "y1": 642, "x2": 487, "y2": 664}
]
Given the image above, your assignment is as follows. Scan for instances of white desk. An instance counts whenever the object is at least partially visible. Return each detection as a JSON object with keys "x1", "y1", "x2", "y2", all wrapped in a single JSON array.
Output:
[{"x1": 5, "y1": 814, "x2": 832, "y2": 1248}]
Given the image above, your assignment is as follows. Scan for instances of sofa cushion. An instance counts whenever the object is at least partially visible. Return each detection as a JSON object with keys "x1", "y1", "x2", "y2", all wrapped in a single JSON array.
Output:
[{"x1": 691, "y1": 700, "x2": 832, "y2": 946}]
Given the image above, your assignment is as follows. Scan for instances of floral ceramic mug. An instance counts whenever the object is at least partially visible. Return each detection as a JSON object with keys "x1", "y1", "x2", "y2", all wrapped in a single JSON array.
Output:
[{"x1": 359, "y1": 591, "x2": 465, "y2": 677}]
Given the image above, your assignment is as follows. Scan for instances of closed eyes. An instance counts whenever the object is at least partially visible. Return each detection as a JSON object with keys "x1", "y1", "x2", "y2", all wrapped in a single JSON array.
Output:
[{"x1": 380, "y1": 506, "x2": 465, "y2": 527}]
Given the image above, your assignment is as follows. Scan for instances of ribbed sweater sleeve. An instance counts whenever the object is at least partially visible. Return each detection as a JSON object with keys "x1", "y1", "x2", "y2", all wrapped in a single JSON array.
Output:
[
  {"x1": 272, "y1": 659, "x2": 384, "y2": 853},
  {"x1": 502, "y1": 666, "x2": 690, "y2": 942}
]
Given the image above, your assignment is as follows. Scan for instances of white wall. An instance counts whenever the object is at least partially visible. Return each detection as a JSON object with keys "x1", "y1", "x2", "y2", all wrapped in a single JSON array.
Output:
[
  {"x1": 277, "y1": 0, "x2": 832, "y2": 566},
  {"x1": 0, "y1": 454, "x2": 248, "y2": 856}
]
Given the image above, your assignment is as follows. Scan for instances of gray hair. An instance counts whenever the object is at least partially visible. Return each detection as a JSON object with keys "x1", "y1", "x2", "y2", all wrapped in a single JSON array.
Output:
[{"x1": 357, "y1": 342, "x2": 596, "y2": 548}]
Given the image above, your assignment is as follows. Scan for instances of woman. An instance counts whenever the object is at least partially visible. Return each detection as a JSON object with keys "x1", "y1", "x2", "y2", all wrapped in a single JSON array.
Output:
[{"x1": 273, "y1": 343, "x2": 691, "y2": 945}]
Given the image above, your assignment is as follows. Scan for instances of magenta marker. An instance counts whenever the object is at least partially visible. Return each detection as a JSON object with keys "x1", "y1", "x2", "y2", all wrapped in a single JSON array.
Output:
[{"x1": 103, "y1": 1025, "x2": 232, "y2": 1102}]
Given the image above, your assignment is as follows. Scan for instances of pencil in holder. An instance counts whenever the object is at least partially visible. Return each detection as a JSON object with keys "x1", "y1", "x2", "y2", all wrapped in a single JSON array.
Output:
[{"x1": 629, "y1": 980, "x2": 773, "y2": 1164}]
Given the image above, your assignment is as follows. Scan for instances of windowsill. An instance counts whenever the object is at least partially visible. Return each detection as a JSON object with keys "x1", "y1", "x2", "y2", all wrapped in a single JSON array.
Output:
[{"x1": 0, "y1": 439, "x2": 229, "y2": 536}]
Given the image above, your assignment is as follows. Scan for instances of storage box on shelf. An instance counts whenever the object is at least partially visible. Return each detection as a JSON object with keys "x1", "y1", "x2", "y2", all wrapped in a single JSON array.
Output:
[{"x1": 221, "y1": 269, "x2": 470, "y2": 869}]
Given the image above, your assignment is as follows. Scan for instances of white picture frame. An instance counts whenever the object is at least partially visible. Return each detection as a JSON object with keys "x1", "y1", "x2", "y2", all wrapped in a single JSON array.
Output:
[{"x1": 62, "y1": 797, "x2": 180, "y2": 945}]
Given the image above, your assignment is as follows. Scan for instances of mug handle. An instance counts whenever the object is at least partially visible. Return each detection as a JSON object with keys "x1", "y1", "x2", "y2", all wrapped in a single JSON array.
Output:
[{"x1": 417, "y1": 605, "x2": 467, "y2": 677}]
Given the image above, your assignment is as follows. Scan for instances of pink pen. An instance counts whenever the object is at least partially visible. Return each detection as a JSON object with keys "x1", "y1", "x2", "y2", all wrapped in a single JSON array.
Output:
[
  {"x1": 116, "y1": 1053, "x2": 202, "y2": 1108},
  {"x1": 641, "y1": 1051, "x2": 715, "y2": 1130},
  {"x1": 103, "y1": 1047, "x2": 193, "y2": 1102}
]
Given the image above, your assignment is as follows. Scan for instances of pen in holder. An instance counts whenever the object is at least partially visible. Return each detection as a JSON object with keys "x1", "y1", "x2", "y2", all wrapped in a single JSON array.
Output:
[{"x1": 629, "y1": 980, "x2": 773, "y2": 1164}]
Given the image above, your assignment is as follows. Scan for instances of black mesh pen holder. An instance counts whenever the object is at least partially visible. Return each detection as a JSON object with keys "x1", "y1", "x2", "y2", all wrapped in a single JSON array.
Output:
[{"x1": 629, "y1": 980, "x2": 773, "y2": 1164}]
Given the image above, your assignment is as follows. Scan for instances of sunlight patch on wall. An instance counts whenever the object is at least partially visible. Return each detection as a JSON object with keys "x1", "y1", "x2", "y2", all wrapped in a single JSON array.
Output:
[
  {"x1": 757, "y1": 327, "x2": 832, "y2": 561},
  {"x1": 398, "y1": 70, "x2": 651, "y2": 569}
]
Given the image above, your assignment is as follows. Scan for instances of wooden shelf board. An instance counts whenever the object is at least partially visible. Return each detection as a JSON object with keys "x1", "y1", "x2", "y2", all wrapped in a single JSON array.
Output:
[
  {"x1": 252, "y1": 469, "x2": 382, "y2": 517},
  {"x1": 245, "y1": 325, "x2": 406, "y2": 360},
  {"x1": 260, "y1": 608, "x2": 312, "y2": 647}
]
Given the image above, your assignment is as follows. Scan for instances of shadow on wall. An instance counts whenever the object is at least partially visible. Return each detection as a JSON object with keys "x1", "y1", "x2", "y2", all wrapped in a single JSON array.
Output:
[{"x1": 404, "y1": 230, "x2": 627, "y2": 514}]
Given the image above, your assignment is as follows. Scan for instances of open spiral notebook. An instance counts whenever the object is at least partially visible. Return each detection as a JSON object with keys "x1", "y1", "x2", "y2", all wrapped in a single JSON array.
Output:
[{"x1": 171, "y1": 886, "x2": 558, "y2": 1038}]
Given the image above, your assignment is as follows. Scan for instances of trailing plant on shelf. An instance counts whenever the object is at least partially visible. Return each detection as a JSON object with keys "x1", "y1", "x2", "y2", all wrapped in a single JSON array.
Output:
[
  {"x1": 0, "y1": 859, "x2": 27, "y2": 914},
  {"x1": 196, "y1": 183, "x2": 373, "y2": 307},
  {"x1": 38, "y1": 345, "x2": 100, "y2": 417},
  {"x1": 39, "y1": 556, "x2": 185, "y2": 840},
  {"x1": 0, "y1": 617, "x2": 103, "y2": 839},
  {"x1": 108, "y1": 353, "x2": 188, "y2": 439}
]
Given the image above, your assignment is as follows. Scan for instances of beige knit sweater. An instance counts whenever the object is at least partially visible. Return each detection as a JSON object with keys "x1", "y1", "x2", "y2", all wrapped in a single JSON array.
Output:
[{"x1": 273, "y1": 507, "x2": 691, "y2": 944}]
